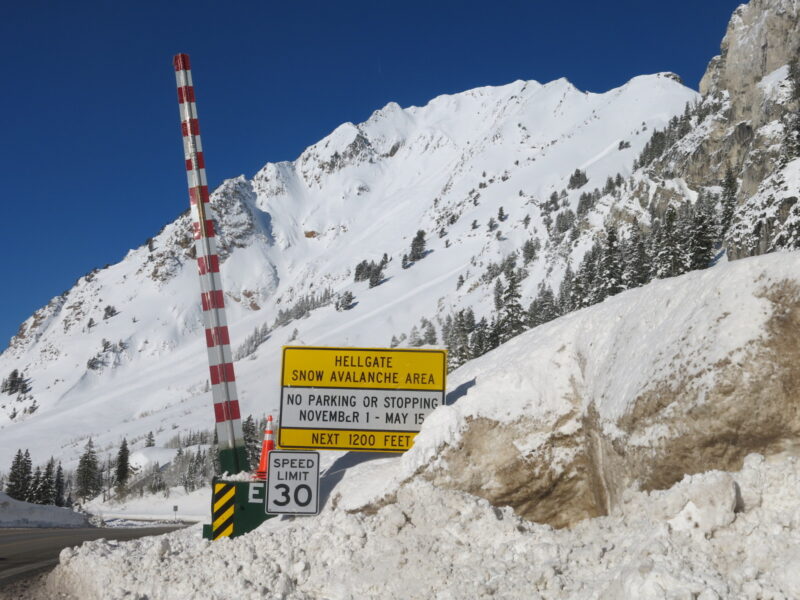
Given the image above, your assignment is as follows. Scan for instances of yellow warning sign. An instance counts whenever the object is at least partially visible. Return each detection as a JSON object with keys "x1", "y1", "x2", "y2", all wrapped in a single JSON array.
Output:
[
  {"x1": 281, "y1": 346, "x2": 444, "y2": 390},
  {"x1": 279, "y1": 346, "x2": 446, "y2": 453},
  {"x1": 279, "y1": 428, "x2": 418, "y2": 452}
]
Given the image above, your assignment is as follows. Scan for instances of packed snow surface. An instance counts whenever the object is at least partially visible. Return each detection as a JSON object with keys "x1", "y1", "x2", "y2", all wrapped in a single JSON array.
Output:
[
  {"x1": 0, "y1": 492, "x2": 88, "y2": 528},
  {"x1": 46, "y1": 453, "x2": 800, "y2": 599}
]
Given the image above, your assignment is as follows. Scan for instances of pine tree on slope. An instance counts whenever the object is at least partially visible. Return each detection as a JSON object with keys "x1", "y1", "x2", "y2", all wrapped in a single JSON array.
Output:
[
  {"x1": 115, "y1": 439, "x2": 131, "y2": 496},
  {"x1": 27, "y1": 467, "x2": 42, "y2": 503},
  {"x1": 622, "y1": 224, "x2": 650, "y2": 289},
  {"x1": 39, "y1": 459, "x2": 57, "y2": 505},
  {"x1": 688, "y1": 202, "x2": 716, "y2": 270},
  {"x1": 54, "y1": 463, "x2": 66, "y2": 507},
  {"x1": 76, "y1": 439, "x2": 102, "y2": 502},
  {"x1": 498, "y1": 270, "x2": 526, "y2": 343},
  {"x1": 599, "y1": 225, "x2": 624, "y2": 298},
  {"x1": 721, "y1": 167, "x2": 738, "y2": 235},
  {"x1": 409, "y1": 230, "x2": 427, "y2": 262},
  {"x1": 5, "y1": 449, "x2": 32, "y2": 501}
]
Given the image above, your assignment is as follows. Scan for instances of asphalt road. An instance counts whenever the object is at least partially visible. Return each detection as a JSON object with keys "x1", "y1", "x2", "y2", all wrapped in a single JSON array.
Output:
[{"x1": 0, "y1": 526, "x2": 185, "y2": 588}]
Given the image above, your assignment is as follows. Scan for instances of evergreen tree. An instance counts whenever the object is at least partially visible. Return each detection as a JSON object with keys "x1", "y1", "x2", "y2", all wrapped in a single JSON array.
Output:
[
  {"x1": 447, "y1": 311, "x2": 471, "y2": 370},
  {"x1": 421, "y1": 319, "x2": 437, "y2": 345},
  {"x1": 409, "y1": 230, "x2": 427, "y2": 261},
  {"x1": 145, "y1": 432, "x2": 155, "y2": 447},
  {"x1": 469, "y1": 318, "x2": 489, "y2": 359},
  {"x1": 522, "y1": 238, "x2": 540, "y2": 264},
  {"x1": 335, "y1": 290, "x2": 355, "y2": 311},
  {"x1": 558, "y1": 265, "x2": 576, "y2": 314},
  {"x1": 688, "y1": 201, "x2": 715, "y2": 270},
  {"x1": 528, "y1": 285, "x2": 558, "y2": 327},
  {"x1": 486, "y1": 316, "x2": 501, "y2": 351},
  {"x1": 497, "y1": 206, "x2": 507, "y2": 221},
  {"x1": 39, "y1": 459, "x2": 57, "y2": 505},
  {"x1": 1, "y1": 369, "x2": 30, "y2": 395},
  {"x1": 498, "y1": 271, "x2": 526, "y2": 343},
  {"x1": 5, "y1": 449, "x2": 32, "y2": 501},
  {"x1": 599, "y1": 225, "x2": 624, "y2": 298},
  {"x1": 581, "y1": 243, "x2": 604, "y2": 307},
  {"x1": 652, "y1": 207, "x2": 682, "y2": 279},
  {"x1": 622, "y1": 223, "x2": 650, "y2": 289},
  {"x1": 721, "y1": 167, "x2": 738, "y2": 234},
  {"x1": 75, "y1": 439, "x2": 102, "y2": 502},
  {"x1": 440, "y1": 315, "x2": 453, "y2": 348},
  {"x1": 493, "y1": 279, "x2": 505, "y2": 312},
  {"x1": 54, "y1": 463, "x2": 66, "y2": 507},
  {"x1": 242, "y1": 416, "x2": 260, "y2": 470},
  {"x1": 115, "y1": 439, "x2": 131, "y2": 495},
  {"x1": 368, "y1": 264, "x2": 384, "y2": 288},
  {"x1": 568, "y1": 168, "x2": 588, "y2": 189},
  {"x1": 28, "y1": 467, "x2": 42, "y2": 503}
]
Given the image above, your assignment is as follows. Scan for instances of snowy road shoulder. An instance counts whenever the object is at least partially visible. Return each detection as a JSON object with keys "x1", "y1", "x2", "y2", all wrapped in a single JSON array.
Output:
[{"x1": 42, "y1": 453, "x2": 800, "y2": 599}]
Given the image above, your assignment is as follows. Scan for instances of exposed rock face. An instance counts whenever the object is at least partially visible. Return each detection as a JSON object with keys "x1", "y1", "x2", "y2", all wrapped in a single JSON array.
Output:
[
  {"x1": 625, "y1": 0, "x2": 800, "y2": 259},
  {"x1": 700, "y1": 0, "x2": 800, "y2": 106},
  {"x1": 395, "y1": 254, "x2": 800, "y2": 528}
]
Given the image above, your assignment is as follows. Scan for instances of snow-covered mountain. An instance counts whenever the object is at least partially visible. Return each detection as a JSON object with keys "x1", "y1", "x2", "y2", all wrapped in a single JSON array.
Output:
[{"x1": 0, "y1": 72, "x2": 695, "y2": 468}]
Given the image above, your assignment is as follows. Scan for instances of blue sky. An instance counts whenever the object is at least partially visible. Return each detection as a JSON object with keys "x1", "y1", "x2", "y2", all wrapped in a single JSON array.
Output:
[{"x1": 0, "y1": 0, "x2": 741, "y2": 349}]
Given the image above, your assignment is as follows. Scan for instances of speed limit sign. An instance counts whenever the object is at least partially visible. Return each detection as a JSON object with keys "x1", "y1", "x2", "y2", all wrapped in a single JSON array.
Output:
[{"x1": 265, "y1": 450, "x2": 320, "y2": 515}]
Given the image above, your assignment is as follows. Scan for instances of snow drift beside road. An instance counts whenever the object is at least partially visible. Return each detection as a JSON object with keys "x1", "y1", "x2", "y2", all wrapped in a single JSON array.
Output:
[
  {"x1": 334, "y1": 251, "x2": 800, "y2": 528},
  {"x1": 0, "y1": 492, "x2": 89, "y2": 528},
  {"x1": 45, "y1": 453, "x2": 800, "y2": 599}
]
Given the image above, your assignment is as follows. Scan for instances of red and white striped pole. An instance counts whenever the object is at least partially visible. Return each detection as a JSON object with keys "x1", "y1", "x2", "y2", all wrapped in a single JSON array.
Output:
[{"x1": 173, "y1": 53, "x2": 248, "y2": 474}]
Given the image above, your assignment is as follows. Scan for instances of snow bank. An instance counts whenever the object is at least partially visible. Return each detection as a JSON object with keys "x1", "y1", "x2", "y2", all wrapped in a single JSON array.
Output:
[
  {"x1": 45, "y1": 453, "x2": 800, "y2": 599},
  {"x1": 85, "y1": 485, "x2": 210, "y2": 523},
  {"x1": 0, "y1": 492, "x2": 89, "y2": 528},
  {"x1": 337, "y1": 252, "x2": 800, "y2": 527}
]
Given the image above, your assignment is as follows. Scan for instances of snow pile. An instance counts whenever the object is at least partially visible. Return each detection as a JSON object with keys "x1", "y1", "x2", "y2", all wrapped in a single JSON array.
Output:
[
  {"x1": 0, "y1": 492, "x2": 89, "y2": 528},
  {"x1": 45, "y1": 453, "x2": 800, "y2": 599},
  {"x1": 323, "y1": 253, "x2": 800, "y2": 529}
]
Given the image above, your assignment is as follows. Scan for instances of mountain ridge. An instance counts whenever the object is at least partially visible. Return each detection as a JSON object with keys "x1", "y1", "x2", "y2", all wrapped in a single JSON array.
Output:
[{"x1": 0, "y1": 71, "x2": 696, "y2": 468}]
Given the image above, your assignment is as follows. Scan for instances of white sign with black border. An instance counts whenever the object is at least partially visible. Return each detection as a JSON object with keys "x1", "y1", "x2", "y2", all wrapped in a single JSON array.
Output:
[{"x1": 265, "y1": 450, "x2": 320, "y2": 515}]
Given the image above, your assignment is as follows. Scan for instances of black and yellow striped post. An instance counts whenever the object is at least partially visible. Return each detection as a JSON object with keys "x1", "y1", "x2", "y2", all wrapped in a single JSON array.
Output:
[
  {"x1": 211, "y1": 481, "x2": 236, "y2": 539},
  {"x1": 202, "y1": 477, "x2": 275, "y2": 540}
]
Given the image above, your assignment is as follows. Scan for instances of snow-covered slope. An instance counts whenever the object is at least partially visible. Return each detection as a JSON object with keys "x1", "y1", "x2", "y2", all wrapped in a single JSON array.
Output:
[{"x1": 0, "y1": 73, "x2": 696, "y2": 469}]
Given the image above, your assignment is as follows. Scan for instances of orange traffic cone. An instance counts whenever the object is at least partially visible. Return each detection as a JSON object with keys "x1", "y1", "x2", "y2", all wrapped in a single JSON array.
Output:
[{"x1": 254, "y1": 415, "x2": 275, "y2": 480}]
